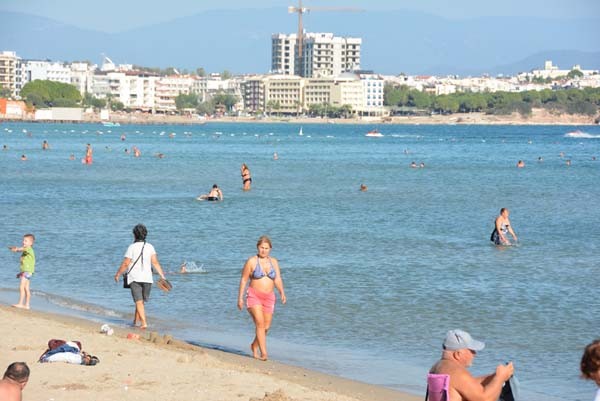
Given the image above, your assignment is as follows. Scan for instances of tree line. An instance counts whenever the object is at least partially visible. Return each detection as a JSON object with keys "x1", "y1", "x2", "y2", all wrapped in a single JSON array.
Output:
[{"x1": 384, "y1": 84, "x2": 600, "y2": 116}]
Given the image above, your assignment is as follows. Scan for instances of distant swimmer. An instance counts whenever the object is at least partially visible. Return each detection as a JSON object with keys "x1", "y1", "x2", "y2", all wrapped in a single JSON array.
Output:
[
  {"x1": 197, "y1": 184, "x2": 223, "y2": 201},
  {"x1": 154, "y1": 153, "x2": 165, "y2": 159},
  {"x1": 516, "y1": 160, "x2": 525, "y2": 168},
  {"x1": 538, "y1": 156, "x2": 543, "y2": 162},
  {"x1": 132, "y1": 146, "x2": 141, "y2": 158},
  {"x1": 83, "y1": 143, "x2": 93, "y2": 165},
  {"x1": 360, "y1": 184, "x2": 368, "y2": 192},
  {"x1": 566, "y1": 159, "x2": 571, "y2": 166},
  {"x1": 124, "y1": 148, "x2": 130, "y2": 154},
  {"x1": 419, "y1": 162, "x2": 425, "y2": 168},
  {"x1": 241, "y1": 163, "x2": 252, "y2": 191},
  {"x1": 559, "y1": 152, "x2": 565, "y2": 158},
  {"x1": 42, "y1": 140, "x2": 49, "y2": 150},
  {"x1": 410, "y1": 161, "x2": 418, "y2": 168},
  {"x1": 2, "y1": 145, "x2": 8, "y2": 151},
  {"x1": 179, "y1": 262, "x2": 187, "y2": 274},
  {"x1": 490, "y1": 208, "x2": 518, "y2": 246},
  {"x1": 69, "y1": 154, "x2": 75, "y2": 160},
  {"x1": 20, "y1": 155, "x2": 27, "y2": 161},
  {"x1": 120, "y1": 134, "x2": 126, "y2": 141},
  {"x1": 273, "y1": 152, "x2": 278, "y2": 160}
]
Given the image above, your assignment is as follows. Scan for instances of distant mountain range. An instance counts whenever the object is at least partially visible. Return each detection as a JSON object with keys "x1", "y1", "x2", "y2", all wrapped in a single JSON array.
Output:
[{"x1": 2, "y1": 9, "x2": 600, "y2": 76}]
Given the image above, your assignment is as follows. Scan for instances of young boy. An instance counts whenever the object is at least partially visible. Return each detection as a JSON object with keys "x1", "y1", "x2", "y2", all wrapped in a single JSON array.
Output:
[{"x1": 8, "y1": 234, "x2": 36, "y2": 309}]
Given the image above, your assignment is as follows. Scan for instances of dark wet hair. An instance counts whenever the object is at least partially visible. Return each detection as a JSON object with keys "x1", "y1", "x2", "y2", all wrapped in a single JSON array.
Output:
[
  {"x1": 212, "y1": 184, "x2": 218, "y2": 189},
  {"x1": 3, "y1": 362, "x2": 30, "y2": 383},
  {"x1": 133, "y1": 224, "x2": 147, "y2": 242},
  {"x1": 581, "y1": 339, "x2": 600, "y2": 380},
  {"x1": 500, "y1": 208, "x2": 508, "y2": 214}
]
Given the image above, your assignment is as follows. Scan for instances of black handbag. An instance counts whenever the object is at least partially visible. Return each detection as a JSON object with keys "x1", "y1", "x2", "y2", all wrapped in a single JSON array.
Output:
[{"x1": 123, "y1": 242, "x2": 145, "y2": 289}]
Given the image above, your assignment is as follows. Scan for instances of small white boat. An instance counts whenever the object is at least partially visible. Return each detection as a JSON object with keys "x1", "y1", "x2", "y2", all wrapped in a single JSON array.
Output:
[
  {"x1": 102, "y1": 122, "x2": 121, "y2": 127},
  {"x1": 366, "y1": 129, "x2": 383, "y2": 137},
  {"x1": 299, "y1": 127, "x2": 303, "y2": 136}
]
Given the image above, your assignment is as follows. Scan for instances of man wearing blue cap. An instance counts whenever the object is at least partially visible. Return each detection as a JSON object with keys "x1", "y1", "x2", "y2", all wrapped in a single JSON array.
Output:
[{"x1": 429, "y1": 329, "x2": 514, "y2": 401}]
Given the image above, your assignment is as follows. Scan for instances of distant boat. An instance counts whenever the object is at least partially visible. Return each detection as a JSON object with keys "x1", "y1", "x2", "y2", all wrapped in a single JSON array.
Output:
[
  {"x1": 564, "y1": 130, "x2": 599, "y2": 138},
  {"x1": 102, "y1": 122, "x2": 120, "y2": 127},
  {"x1": 366, "y1": 129, "x2": 384, "y2": 137},
  {"x1": 299, "y1": 127, "x2": 303, "y2": 136}
]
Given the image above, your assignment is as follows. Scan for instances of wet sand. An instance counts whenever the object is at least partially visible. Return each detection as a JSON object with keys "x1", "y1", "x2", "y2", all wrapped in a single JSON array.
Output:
[{"x1": 0, "y1": 305, "x2": 421, "y2": 401}]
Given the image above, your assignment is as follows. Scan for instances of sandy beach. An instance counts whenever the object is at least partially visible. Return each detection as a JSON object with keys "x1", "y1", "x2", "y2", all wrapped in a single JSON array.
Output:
[{"x1": 0, "y1": 305, "x2": 421, "y2": 401}]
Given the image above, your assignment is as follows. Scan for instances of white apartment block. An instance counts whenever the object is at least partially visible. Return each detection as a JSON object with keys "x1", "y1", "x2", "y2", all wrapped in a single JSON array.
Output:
[
  {"x1": 192, "y1": 75, "x2": 240, "y2": 103},
  {"x1": 92, "y1": 71, "x2": 159, "y2": 111},
  {"x1": 359, "y1": 72, "x2": 385, "y2": 115},
  {"x1": 272, "y1": 32, "x2": 361, "y2": 78},
  {"x1": 154, "y1": 75, "x2": 195, "y2": 112},
  {"x1": 71, "y1": 62, "x2": 97, "y2": 95},
  {"x1": 22, "y1": 60, "x2": 71, "y2": 86},
  {"x1": 0, "y1": 51, "x2": 20, "y2": 98}
]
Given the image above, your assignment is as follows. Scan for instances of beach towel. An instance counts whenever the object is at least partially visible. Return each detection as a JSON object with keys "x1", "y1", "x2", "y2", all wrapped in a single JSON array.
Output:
[{"x1": 425, "y1": 373, "x2": 450, "y2": 401}]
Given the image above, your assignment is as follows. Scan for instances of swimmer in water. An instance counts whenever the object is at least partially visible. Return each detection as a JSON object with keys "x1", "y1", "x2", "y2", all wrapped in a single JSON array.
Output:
[
  {"x1": 179, "y1": 262, "x2": 187, "y2": 273},
  {"x1": 516, "y1": 160, "x2": 525, "y2": 168},
  {"x1": 197, "y1": 184, "x2": 223, "y2": 201},
  {"x1": 20, "y1": 154, "x2": 27, "y2": 161},
  {"x1": 419, "y1": 162, "x2": 425, "y2": 168},
  {"x1": 566, "y1": 159, "x2": 571, "y2": 166},
  {"x1": 241, "y1": 163, "x2": 252, "y2": 191},
  {"x1": 410, "y1": 161, "x2": 418, "y2": 168},
  {"x1": 273, "y1": 152, "x2": 278, "y2": 160},
  {"x1": 490, "y1": 208, "x2": 518, "y2": 246},
  {"x1": 360, "y1": 184, "x2": 368, "y2": 192},
  {"x1": 42, "y1": 140, "x2": 49, "y2": 150},
  {"x1": 69, "y1": 154, "x2": 75, "y2": 160}
]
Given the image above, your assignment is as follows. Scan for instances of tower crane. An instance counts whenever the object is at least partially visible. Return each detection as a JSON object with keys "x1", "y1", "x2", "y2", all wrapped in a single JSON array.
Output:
[{"x1": 288, "y1": 1, "x2": 363, "y2": 76}]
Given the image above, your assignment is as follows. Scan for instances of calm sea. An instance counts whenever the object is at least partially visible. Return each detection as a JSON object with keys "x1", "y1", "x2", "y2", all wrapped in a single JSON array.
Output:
[{"x1": 1, "y1": 122, "x2": 598, "y2": 401}]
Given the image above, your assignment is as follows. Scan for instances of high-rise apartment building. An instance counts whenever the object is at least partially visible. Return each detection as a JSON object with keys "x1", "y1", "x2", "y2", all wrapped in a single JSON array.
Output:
[
  {"x1": 272, "y1": 33, "x2": 361, "y2": 78},
  {"x1": 0, "y1": 51, "x2": 20, "y2": 97}
]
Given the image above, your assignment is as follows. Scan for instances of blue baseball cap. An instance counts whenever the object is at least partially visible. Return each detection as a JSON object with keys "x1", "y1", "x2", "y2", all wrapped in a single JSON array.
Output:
[{"x1": 443, "y1": 329, "x2": 485, "y2": 351}]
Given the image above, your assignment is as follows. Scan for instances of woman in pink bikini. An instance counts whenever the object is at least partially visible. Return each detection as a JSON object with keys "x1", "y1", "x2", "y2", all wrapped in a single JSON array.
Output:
[{"x1": 237, "y1": 236, "x2": 286, "y2": 361}]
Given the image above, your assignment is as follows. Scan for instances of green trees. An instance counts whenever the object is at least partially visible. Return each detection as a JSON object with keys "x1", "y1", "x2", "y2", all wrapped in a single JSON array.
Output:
[
  {"x1": 83, "y1": 92, "x2": 106, "y2": 109},
  {"x1": 175, "y1": 93, "x2": 199, "y2": 111},
  {"x1": 567, "y1": 69, "x2": 584, "y2": 79},
  {"x1": 384, "y1": 83, "x2": 600, "y2": 117},
  {"x1": 174, "y1": 91, "x2": 238, "y2": 115},
  {"x1": 20, "y1": 80, "x2": 81, "y2": 108}
]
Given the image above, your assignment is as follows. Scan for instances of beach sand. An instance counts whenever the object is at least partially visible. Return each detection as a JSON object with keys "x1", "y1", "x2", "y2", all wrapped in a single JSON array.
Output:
[{"x1": 0, "y1": 305, "x2": 421, "y2": 401}]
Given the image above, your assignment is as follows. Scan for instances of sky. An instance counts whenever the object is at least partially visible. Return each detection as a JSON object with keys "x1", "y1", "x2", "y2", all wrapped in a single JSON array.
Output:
[{"x1": 1, "y1": 0, "x2": 599, "y2": 33}]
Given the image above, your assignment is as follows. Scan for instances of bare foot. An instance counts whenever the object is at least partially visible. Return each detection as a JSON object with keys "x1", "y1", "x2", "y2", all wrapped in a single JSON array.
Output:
[
  {"x1": 12, "y1": 304, "x2": 25, "y2": 309},
  {"x1": 250, "y1": 343, "x2": 260, "y2": 359},
  {"x1": 139, "y1": 325, "x2": 147, "y2": 330},
  {"x1": 259, "y1": 354, "x2": 268, "y2": 361}
]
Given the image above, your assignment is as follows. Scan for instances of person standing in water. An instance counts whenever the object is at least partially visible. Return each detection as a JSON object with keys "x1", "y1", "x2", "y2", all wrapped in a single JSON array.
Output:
[
  {"x1": 84, "y1": 144, "x2": 93, "y2": 164},
  {"x1": 237, "y1": 236, "x2": 286, "y2": 361},
  {"x1": 241, "y1": 163, "x2": 252, "y2": 191},
  {"x1": 490, "y1": 208, "x2": 518, "y2": 246}
]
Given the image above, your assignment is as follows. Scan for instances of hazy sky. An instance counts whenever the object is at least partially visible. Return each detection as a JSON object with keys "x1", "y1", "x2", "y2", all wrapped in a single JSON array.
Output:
[{"x1": 1, "y1": 0, "x2": 599, "y2": 32}]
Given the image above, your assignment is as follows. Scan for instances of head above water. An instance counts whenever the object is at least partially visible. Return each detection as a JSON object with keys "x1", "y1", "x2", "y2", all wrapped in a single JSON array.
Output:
[
  {"x1": 212, "y1": 184, "x2": 218, "y2": 189},
  {"x1": 500, "y1": 208, "x2": 509, "y2": 216},
  {"x1": 133, "y1": 224, "x2": 147, "y2": 242}
]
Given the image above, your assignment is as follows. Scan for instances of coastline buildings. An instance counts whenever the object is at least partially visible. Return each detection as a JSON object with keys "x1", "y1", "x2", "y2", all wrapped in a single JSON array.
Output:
[
  {"x1": 0, "y1": 51, "x2": 21, "y2": 98},
  {"x1": 272, "y1": 33, "x2": 361, "y2": 78}
]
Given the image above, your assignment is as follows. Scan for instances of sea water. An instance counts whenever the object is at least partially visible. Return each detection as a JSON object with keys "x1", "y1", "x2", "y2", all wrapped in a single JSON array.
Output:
[{"x1": 1, "y1": 122, "x2": 598, "y2": 401}]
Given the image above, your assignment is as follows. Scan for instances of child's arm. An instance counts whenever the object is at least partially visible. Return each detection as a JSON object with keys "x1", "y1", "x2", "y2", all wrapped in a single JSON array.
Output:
[{"x1": 8, "y1": 246, "x2": 23, "y2": 252}]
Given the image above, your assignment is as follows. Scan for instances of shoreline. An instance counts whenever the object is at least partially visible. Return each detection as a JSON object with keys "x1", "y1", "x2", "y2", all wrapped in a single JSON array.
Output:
[
  {"x1": 0, "y1": 303, "x2": 421, "y2": 401},
  {"x1": 2, "y1": 108, "x2": 598, "y2": 126}
]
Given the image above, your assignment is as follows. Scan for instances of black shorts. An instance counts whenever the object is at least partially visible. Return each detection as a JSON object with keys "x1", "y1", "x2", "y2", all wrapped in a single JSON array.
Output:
[{"x1": 130, "y1": 281, "x2": 152, "y2": 302}]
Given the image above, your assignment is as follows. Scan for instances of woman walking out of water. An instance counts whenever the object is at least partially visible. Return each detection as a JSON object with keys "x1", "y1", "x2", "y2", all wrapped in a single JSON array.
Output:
[
  {"x1": 114, "y1": 224, "x2": 166, "y2": 329},
  {"x1": 490, "y1": 208, "x2": 518, "y2": 246},
  {"x1": 241, "y1": 163, "x2": 252, "y2": 191},
  {"x1": 237, "y1": 236, "x2": 286, "y2": 360}
]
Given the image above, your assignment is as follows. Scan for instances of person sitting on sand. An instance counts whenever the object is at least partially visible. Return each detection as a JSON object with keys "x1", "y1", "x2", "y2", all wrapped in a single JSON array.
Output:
[
  {"x1": 197, "y1": 184, "x2": 223, "y2": 201},
  {"x1": 516, "y1": 160, "x2": 525, "y2": 168},
  {"x1": 0, "y1": 362, "x2": 30, "y2": 401},
  {"x1": 581, "y1": 339, "x2": 600, "y2": 401},
  {"x1": 490, "y1": 208, "x2": 517, "y2": 246},
  {"x1": 429, "y1": 329, "x2": 514, "y2": 401},
  {"x1": 238, "y1": 236, "x2": 286, "y2": 361}
]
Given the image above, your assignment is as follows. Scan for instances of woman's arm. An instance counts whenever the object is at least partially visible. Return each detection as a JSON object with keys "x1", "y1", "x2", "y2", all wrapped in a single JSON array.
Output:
[
  {"x1": 114, "y1": 257, "x2": 132, "y2": 282},
  {"x1": 151, "y1": 254, "x2": 166, "y2": 280},
  {"x1": 238, "y1": 258, "x2": 252, "y2": 310},
  {"x1": 272, "y1": 258, "x2": 286, "y2": 304}
]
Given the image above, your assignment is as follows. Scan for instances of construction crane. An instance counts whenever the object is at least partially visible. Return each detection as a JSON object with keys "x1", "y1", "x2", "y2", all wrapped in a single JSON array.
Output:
[{"x1": 288, "y1": 1, "x2": 363, "y2": 76}]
